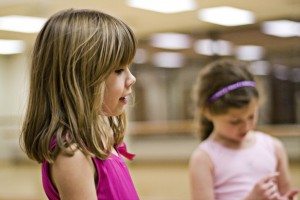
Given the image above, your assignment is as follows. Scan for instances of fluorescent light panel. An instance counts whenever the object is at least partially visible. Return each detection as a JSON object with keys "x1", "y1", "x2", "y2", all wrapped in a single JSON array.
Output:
[
  {"x1": 152, "y1": 52, "x2": 184, "y2": 68},
  {"x1": 0, "y1": 39, "x2": 25, "y2": 54},
  {"x1": 127, "y1": 0, "x2": 196, "y2": 13},
  {"x1": 0, "y1": 15, "x2": 47, "y2": 33},
  {"x1": 261, "y1": 20, "x2": 300, "y2": 37},
  {"x1": 194, "y1": 39, "x2": 233, "y2": 56},
  {"x1": 249, "y1": 61, "x2": 271, "y2": 75},
  {"x1": 235, "y1": 45, "x2": 265, "y2": 61},
  {"x1": 198, "y1": 6, "x2": 255, "y2": 26},
  {"x1": 150, "y1": 33, "x2": 192, "y2": 49}
]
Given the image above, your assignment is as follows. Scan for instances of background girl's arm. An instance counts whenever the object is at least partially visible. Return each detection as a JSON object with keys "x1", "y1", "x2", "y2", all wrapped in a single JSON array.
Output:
[
  {"x1": 273, "y1": 137, "x2": 299, "y2": 199},
  {"x1": 51, "y1": 148, "x2": 98, "y2": 200},
  {"x1": 189, "y1": 149, "x2": 215, "y2": 200},
  {"x1": 244, "y1": 173, "x2": 282, "y2": 200},
  {"x1": 273, "y1": 138, "x2": 292, "y2": 194}
]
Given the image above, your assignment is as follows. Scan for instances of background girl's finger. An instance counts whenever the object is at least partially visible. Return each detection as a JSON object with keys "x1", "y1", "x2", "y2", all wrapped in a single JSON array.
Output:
[
  {"x1": 283, "y1": 189, "x2": 299, "y2": 200},
  {"x1": 261, "y1": 173, "x2": 279, "y2": 183}
]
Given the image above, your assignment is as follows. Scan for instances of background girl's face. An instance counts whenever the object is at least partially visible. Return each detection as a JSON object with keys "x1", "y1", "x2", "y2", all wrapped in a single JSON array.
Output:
[
  {"x1": 102, "y1": 66, "x2": 136, "y2": 116},
  {"x1": 208, "y1": 98, "x2": 259, "y2": 142}
]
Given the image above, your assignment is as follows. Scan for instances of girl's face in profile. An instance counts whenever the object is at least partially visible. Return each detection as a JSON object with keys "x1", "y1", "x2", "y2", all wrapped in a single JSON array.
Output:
[
  {"x1": 208, "y1": 98, "x2": 259, "y2": 143},
  {"x1": 102, "y1": 65, "x2": 136, "y2": 116}
]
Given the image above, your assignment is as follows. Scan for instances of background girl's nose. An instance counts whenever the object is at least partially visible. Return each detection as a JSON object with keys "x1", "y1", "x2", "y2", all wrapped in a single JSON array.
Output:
[{"x1": 242, "y1": 121, "x2": 252, "y2": 132}]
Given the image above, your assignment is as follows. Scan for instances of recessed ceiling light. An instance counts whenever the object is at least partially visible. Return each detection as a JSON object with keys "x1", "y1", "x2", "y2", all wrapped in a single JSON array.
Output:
[
  {"x1": 194, "y1": 39, "x2": 233, "y2": 56},
  {"x1": 127, "y1": 0, "x2": 196, "y2": 13},
  {"x1": 0, "y1": 39, "x2": 25, "y2": 55},
  {"x1": 249, "y1": 61, "x2": 271, "y2": 75},
  {"x1": 150, "y1": 33, "x2": 192, "y2": 49},
  {"x1": 152, "y1": 52, "x2": 184, "y2": 68},
  {"x1": 198, "y1": 6, "x2": 255, "y2": 26},
  {"x1": 235, "y1": 45, "x2": 265, "y2": 61},
  {"x1": 0, "y1": 15, "x2": 47, "y2": 33},
  {"x1": 261, "y1": 20, "x2": 300, "y2": 37}
]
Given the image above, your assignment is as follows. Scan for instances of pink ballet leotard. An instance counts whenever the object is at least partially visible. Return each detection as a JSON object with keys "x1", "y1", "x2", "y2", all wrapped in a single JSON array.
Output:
[
  {"x1": 199, "y1": 131, "x2": 277, "y2": 200},
  {"x1": 42, "y1": 143, "x2": 139, "y2": 200}
]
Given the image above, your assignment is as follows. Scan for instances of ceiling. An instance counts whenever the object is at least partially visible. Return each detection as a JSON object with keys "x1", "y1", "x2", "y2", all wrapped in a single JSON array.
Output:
[{"x1": 0, "y1": 0, "x2": 300, "y2": 65}]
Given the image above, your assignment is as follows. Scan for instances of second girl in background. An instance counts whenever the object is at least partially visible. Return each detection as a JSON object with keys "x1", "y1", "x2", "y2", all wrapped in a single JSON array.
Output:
[{"x1": 189, "y1": 59, "x2": 298, "y2": 200}]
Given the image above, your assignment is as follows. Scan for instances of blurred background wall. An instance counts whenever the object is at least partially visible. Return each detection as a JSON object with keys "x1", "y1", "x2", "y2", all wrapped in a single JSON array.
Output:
[{"x1": 0, "y1": 0, "x2": 299, "y2": 199}]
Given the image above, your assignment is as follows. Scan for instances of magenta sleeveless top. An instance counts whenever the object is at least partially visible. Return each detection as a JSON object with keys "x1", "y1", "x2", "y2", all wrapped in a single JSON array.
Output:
[
  {"x1": 199, "y1": 131, "x2": 277, "y2": 200},
  {"x1": 42, "y1": 143, "x2": 139, "y2": 200}
]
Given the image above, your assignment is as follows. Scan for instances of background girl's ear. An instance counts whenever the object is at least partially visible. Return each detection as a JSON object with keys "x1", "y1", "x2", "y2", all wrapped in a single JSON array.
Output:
[{"x1": 203, "y1": 108, "x2": 212, "y2": 121}]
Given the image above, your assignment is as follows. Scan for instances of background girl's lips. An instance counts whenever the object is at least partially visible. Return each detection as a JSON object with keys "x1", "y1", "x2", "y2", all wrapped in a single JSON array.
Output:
[{"x1": 239, "y1": 133, "x2": 247, "y2": 138}]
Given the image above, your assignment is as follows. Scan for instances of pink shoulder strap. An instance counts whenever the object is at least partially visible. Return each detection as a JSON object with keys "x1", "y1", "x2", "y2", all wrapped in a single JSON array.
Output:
[{"x1": 116, "y1": 143, "x2": 135, "y2": 160}]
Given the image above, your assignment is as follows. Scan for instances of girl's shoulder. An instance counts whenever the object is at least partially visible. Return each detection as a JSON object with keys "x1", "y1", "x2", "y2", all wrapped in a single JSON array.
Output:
[
  {"x1": 253, "y1": 130, "x2": 282, "y2": 145},
  {"x1": 190, "y1": 145, "x2": 214, "y2": 170},
  {"x1": 52, "y1": 145, "x2": 95, "y2": 181},
  {"x1": 54, "y1": 144, "x2": 92, "y2": 164},
  {"x1": 253, "y1": 130, "x2": 286, "y2": 156},
  {"x1": 50, "y1": 146, "x2": 97, "y2": 198}
]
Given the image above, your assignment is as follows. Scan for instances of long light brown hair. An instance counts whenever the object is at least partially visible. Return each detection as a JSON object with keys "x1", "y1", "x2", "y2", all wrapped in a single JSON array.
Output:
[
  {"x1": 20, "y1": 9, "x2": 137, "y2": 163},
  {"x1": 192, "y1": 59, "x2": 259, "y2": 140}
]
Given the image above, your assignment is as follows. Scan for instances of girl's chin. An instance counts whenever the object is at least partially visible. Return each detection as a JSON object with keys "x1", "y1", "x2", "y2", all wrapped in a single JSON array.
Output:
[
  {"x1": 102, "y1": 106, "x2": 126, "y2": 116},
  {"x1": 103, "y1": 112, "x2": 124, "y2": 117}
]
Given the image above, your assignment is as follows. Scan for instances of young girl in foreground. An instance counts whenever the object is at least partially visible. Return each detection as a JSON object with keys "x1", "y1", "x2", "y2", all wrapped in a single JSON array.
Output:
[
  {"x1": 189, "y1": 59, "x2": 298, "y2": 200},
  {"x1": 20, "y1": 9, "x2": 139, "y2": 200}
]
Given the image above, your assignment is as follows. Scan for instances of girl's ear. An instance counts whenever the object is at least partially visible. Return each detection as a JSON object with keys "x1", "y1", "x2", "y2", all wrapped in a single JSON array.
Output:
[{"x1": 203, "y1": 108, "x2": 212, "y2": 121}]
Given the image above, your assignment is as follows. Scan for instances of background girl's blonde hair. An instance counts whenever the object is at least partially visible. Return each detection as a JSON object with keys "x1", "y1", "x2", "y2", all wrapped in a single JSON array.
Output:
[
  {"x1": 20, "y1": 9, "x2": 137, "y2": 163},
  {"x1": 192, "y1": 59, "x2": 259, "y2": 140}
]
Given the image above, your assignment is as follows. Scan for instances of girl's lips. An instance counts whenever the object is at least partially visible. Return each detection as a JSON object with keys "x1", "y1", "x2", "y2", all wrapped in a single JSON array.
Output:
[
  {"x1": 238, "y1": 133, "x2": 247, "y2": 138},
  {"x1": 119, "y1": 97, "x2": 128, "y2": 103}
]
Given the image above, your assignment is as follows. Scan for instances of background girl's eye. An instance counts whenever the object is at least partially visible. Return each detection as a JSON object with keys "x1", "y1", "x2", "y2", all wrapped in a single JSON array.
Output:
[{"x1": 230, "y1": 120, "x2": 240, "y2": 125}]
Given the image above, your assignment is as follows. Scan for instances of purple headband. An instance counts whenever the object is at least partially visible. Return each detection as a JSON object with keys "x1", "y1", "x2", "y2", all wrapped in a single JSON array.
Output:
[{"x1": 207, "y1": 81, "x2": 256, "y2": 104}]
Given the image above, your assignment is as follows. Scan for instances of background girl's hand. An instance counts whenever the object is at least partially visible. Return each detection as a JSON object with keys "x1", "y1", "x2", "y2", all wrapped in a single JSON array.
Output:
[
  {"x1": 278, "y1": 189, "x2": 299, "y2": 200},
  {"x1": 245, "y1": 173, "x2": 281, "y2": 200}
]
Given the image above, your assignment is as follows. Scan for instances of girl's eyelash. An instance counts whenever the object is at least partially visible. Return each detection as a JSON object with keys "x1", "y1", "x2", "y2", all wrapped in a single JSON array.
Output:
[{"x1": 115, "y1": 69, "x2": 124, "y2": 74}]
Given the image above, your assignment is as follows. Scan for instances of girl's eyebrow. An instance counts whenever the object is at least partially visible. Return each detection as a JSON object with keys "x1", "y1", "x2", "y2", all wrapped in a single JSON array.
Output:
[
  {"x1": 115, "y1": 65, "x2": 126, "y2": 70},
  {"x1": 229, "y1": 118, "x2": 241, "y2": 122},
  {"x1": 119, "y1": 65, "x2": 130, "y2": 69},
  {"x1": 227, "y1": 113, "x2": 240, "y2": 119}
]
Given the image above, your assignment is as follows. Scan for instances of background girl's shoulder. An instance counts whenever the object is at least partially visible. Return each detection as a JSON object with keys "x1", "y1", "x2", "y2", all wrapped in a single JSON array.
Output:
[
  {"x1": 254, "y1": 130, "x2": 286, "y2": 158},
  {"x1": 189, "y1": 146, "x2": 213, "y2": 170},
  {"x1": 254, "y1": 130, "x2": 277, "y2": 143}
]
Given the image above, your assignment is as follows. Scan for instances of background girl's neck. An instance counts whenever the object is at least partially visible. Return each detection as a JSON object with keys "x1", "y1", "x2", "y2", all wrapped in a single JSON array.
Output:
[{"x1": 209, "y1": 131, "x2": 256, "y2": 150}]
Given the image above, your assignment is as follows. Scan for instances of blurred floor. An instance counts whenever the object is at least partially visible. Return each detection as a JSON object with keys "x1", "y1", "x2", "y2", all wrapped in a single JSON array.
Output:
[{"x1": 0, "y1": 161, "x2": 299, "y2": 200}]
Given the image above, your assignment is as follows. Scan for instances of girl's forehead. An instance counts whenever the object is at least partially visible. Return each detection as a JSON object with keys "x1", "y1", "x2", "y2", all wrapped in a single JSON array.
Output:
[
  {"x1": 225, "y1": 99, "x2": 258, "y2": 117},
  {"x1": 117, "y1": 64, "x2": 130, "y2": 68}
]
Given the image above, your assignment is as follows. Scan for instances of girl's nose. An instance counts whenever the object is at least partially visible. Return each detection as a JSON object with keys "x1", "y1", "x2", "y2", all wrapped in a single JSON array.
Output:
[
  {"x1": 127, "y1": 70, "x2": 136, "y2": 87},
  {"x1": 241, "y1": 121, "x2": 252, "y2": 132}
]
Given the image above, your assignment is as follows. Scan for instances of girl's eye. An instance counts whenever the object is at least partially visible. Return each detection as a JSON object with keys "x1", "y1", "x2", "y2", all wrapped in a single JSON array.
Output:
[
  {"x1": 248, "y1": 115, "x2": 254, "y2": 120},
  {"x1": 230, "y1": 120, "x2": 240, "y2": 125},
  {"x1": 115, "y1": 69, "x2": 124, "y2": 74}
]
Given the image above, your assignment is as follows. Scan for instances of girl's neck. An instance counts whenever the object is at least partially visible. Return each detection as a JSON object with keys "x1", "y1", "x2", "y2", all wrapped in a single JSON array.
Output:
[
  {"x1": 210, "y1": 131, "x2": 255, "y2": 149},
  {"x1": 111, "y1": 147, "x2": 119, "y2": 156}
]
